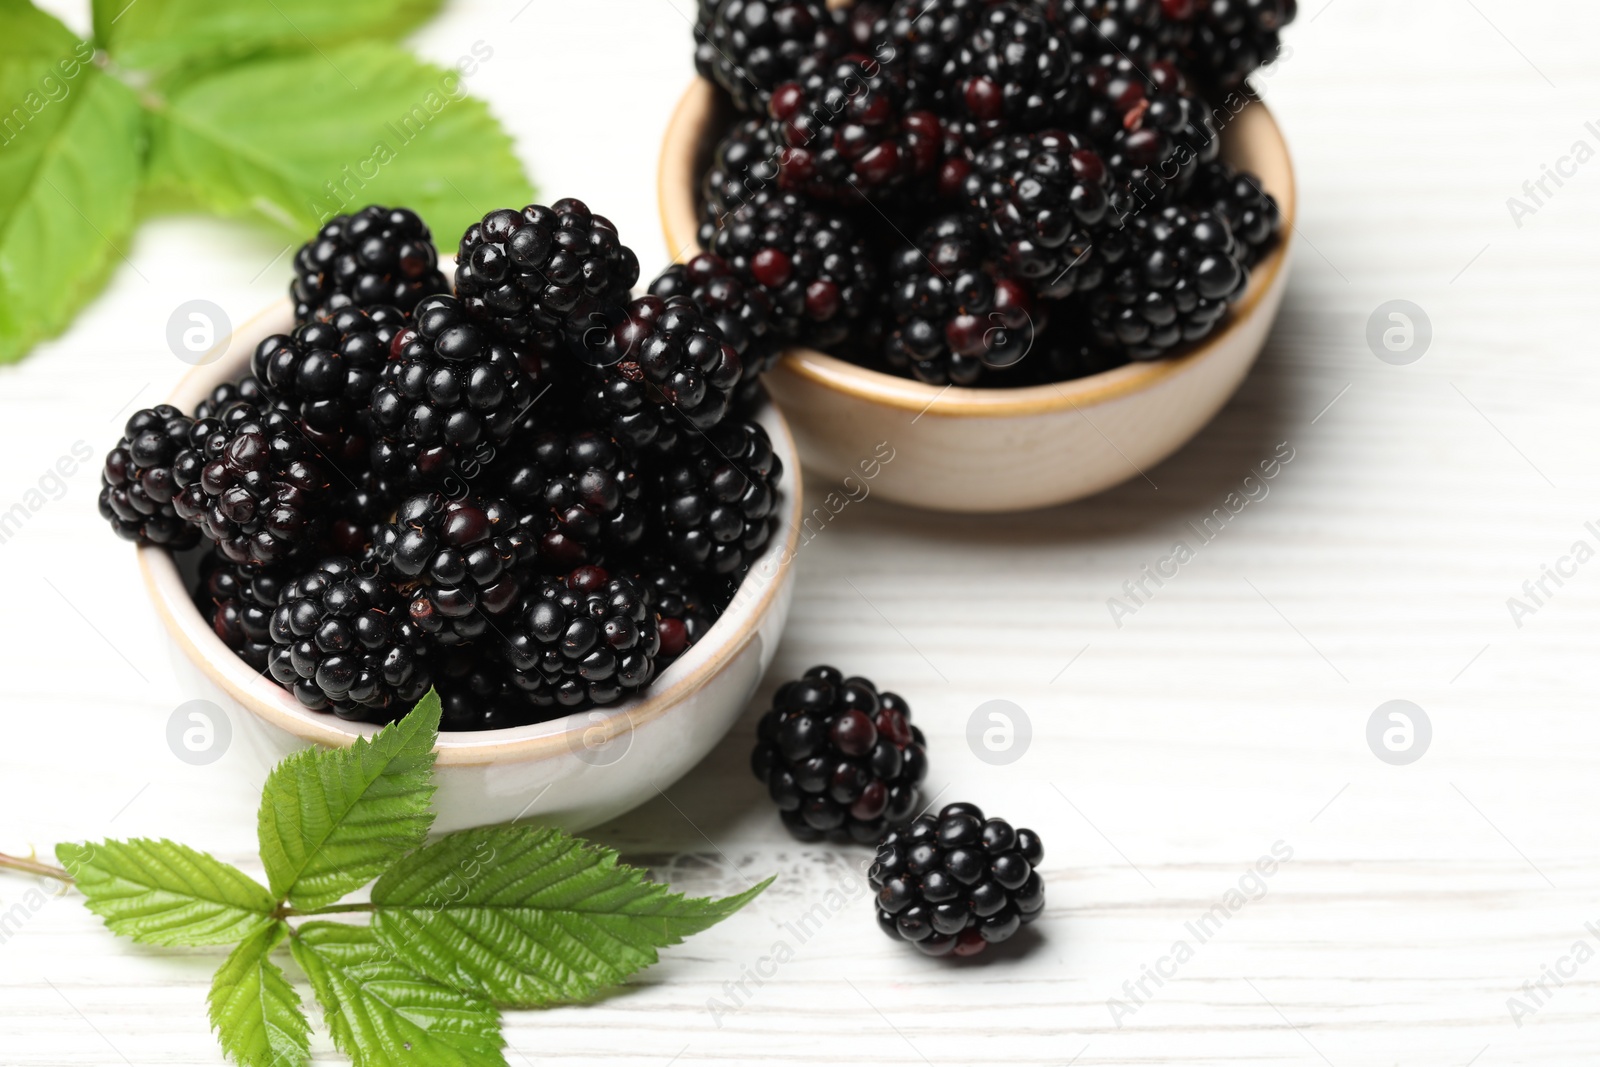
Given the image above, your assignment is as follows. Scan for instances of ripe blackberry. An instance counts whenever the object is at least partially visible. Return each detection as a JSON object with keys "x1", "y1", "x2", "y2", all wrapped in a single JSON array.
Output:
[
  {"x1": 376, "y1": 492, "x2": 534, "y2": 646},
  {"x1": 498, "y1": 566, "x2": 661, "y2": 711},
  {"x1": 1192, "y1": 160, "x2": 1281, "y2": 265},
  {"x1": 768, "y1": 54, "x2": 943, "y2": 201},
  {"x1": 369, "y1": 294, "x2": 537, "y2": 490},
  {"x1": 835, "y1": 0, "x2": 890, "y2": 49},
  {"x1": 649, "y1": 253, "x2": 781, "y2": 411},
  {"x1": 194, "y1": 374, "x2": 284, "y2": 421},
  {"x1": 252, "y1": 305, "x2": 409, "y2": 477},
  {"x1": 495, "y1": 425, "x2": 644, "y2": 569},
  {"x1": 870, "y1": 803, "x2": 1045, "y2": 956},
  {"x1": 196, "y1": 551, "x2": 291, "y2": 672},
  {"x1": 99, "y1": 406, "x2": 201, "y2": 550},
  {"x1": 1087, "y1": 203, "x2": 1247, "y2": 358},
  {"x1": 454, "y1": 199, "x2": 640, "y2": 344},
  {"x1": 885, "y1": 0, "x2": 990, "y2": 115},
  {"x1": 1081, "y1": 55, "x2": 1219, "y2": 204},
  {"x1": 290, "y1": 205, "x2": 446, "y2": 322},
  {"x1": 751, "y1": 666, "x2": 928, "y2": 844},
  {"x1": 651, "y1": 419, "x2": 783, "y2": 577},
  {"x1": 1042, "y1": 0, "x2": 1191, "y2": 68},
  {"x1": 637, "y1": 560, "x2": 731, "y2": 662},
  {"x1": 950, "y1": 2, "x2": 1076, "y2": 142},
  {"x1": 266, "y1": 557, "x2": 432, "y2": 722},
  {"x1": 172, "y1": 400, "x2": 332, "y2": 566},
  {"x1": 701, "y1": 117, "x2": 784, "y2": 224},
  {"x1": 884, "y1": 214, "x2": 1038, "y2": 386},
  {"x1": 701, "y1": 191, "x2": 880, "y2": 349},
  {"x1": 1182, "y1": 0, "x2": 1296, "y2": 93},
  {"x1": 965, "y1": 130, "x2": 1115, "y2": 299},
  {"x1": 693, "y1": 0, "x2": 841, "y2": 114}
]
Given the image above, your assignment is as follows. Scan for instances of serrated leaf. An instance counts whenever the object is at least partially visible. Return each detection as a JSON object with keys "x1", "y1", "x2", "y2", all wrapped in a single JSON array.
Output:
[
  {"x1": 54, "y1": 839, "x2": 276, "y2": 947},
  {"x1": 0, "y1": 1, "x2": 142, "y2": 364},
  {"x1": 208, "y1": 921, "x2": 311, "y2": 1067},
  {"x1": 257, "y1": 691, "x2": 440, "y2": 910},
  {"x1": 145, "y1": 42, "x2": 532, "y2": 243},
  {"x1": 369, "y1": 826, "x2": 771, "y2": 1007},
  {"x1": 291, "y1": 922, "x2": 506, "y2": 1067},
  {"x1": 92, "y1": 0, "x2": 442, "y2": 73}
]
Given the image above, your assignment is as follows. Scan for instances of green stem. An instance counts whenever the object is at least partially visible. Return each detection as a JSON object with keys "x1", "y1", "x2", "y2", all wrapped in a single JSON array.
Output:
[
  {"x1": 276, "y1": 902, "x2": 378, "y2": 918},
  {"x1": 0, "y1": 850, "x2": 74, "y2": 884}
]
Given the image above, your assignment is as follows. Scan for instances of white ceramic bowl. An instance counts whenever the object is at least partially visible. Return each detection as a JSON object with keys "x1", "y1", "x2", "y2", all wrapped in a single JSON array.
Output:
[
  {"x1": 140, "y1": 299, "x2": 802, "y2": 833},
  {"x1": 658, "y1": 78, "x2": 1296, "y2": 512}
]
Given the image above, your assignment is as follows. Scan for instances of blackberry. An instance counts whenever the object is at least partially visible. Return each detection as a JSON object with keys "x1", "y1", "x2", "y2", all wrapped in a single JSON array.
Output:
[
  {"x1": 1192, "y1": 160, "x2": 1281, "y2": 265},
  {"x1": 965, "y1": 130, "x2": 1115, "y2": 299},
  {"x1": 649, "y1": 253, "x2": 781, "y2": 411},
  {"x1": 495, "y1": 425, "x2": 645, "y2": 569},
  {"x1": 637, "y1": 560, "x2": 730, "y2": 662},
  {"x1": 252, "y1": 305, "x2": 409, "y2": 478},
  {"x1": 701, "y1": 117, "x2": 784, "y2": 224},
  {"x1": 172, "y1": 400, "x2": 332, "y2": 566},
  {"x1": 369, "y1": 294, "x2": 537, "y2": 490},
  {"x1": 194, "y1": 375, "x2": 284, "y2": 421},
  {"x1": 693, "y1": 0, "x2": 841, "y2": 114},
  {"x1": 195, "y1": 551, "x2": 291, "y2": 672},
  {"x1": 650, "y1": 419, "x2": 782, "y2": 577},
  {"x1": 1042, "y1": 0, "x2": 1191, "y2": 69},
  {"x1": 1182, "y1": 0, "x2": 1296, "y2": 94},
  {"x1": 950, "y1": 2, "x2": 1076, "y2": 142},
  {"x1": 751, "y1": 665, "x2": 928, "y2": 844},
  {"x1": 768, "y1": 54, "x2": 943, "y2": 201},
  {"x1": 290, "y1": 205, "x2": 446, "y2": 322},
  {"x1": 834, "y1": 0, "x2": 890, "y2": 49},
  {"x1": 376, "y1": 492, "x2": 534, "y2": 646},
  {"x1": 884, "y1": 214, "x2": 1038, "y2": 386},
  {"x1": 1081, "y1": 55, "x2": 1218, "y2": 205},
  {"x1": 498, "y1": 566, "x2": 661, "y2": 711},
  {"x1": 869, "y1": 803, "x2": 1045, "y2": 956},
  {"x1": 266, "y1": 557, "x2": 432, "y2": 722},
  {"x1": 454, "y1": 199, "x2": 640, "y2": 344},
  {"x1": 436, "y1": 652, "x2": 533, "y2": 731},
  {"x1": 98, "y1": 406, "x2": 201, "y2": 550},
  {"x1": 701, "y1": 191, "x2": 880, "y2": 349},
  {"x1": 1087, "y1": 203, "x2": 1247, "y2": 358},
  {"x1": 884, "y1": 0, "x2": 990, "y2": 115}
]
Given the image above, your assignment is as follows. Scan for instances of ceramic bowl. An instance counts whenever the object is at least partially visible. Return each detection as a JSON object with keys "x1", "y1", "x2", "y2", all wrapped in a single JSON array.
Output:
[
  {"x1": 139, "y1": 298, "x2": 802, "y2": 833},
  {"x1": 658, "y1": 78, "x2": 1296, "y2": 512}
]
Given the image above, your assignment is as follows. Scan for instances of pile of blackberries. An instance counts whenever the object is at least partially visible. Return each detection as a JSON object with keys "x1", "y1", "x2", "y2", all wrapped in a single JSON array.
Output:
[
  {"x1": 693, "y1": 0, "x2": 1292, "y2": 386},
  {"x1": 102, "y1": 203, "x2": 786, "y2": 731}
]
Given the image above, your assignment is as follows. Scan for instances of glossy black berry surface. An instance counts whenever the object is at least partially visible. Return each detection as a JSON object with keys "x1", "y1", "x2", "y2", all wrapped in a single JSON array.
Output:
[
  {"x1": 291, "y1": 205, "x2": 447, "y2": 322},
  {"x1": 99, "y1": 405, "x2": 202, "y2": 550}
]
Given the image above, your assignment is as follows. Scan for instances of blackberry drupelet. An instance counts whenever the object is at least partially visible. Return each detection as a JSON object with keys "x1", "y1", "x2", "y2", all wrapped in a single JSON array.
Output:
[
  {"x1": 885, "y1": 0, "x2": 990, "y2": 116},
  {"x1": 950, "y1": 2, "x2": 1076, "y2": 143},
  {"x1": 1192, "y1": 160, "x2": 1281, "y2": 266},
  {"x1": 194, "y1": 374, "x2": 284, "y2": 421},
  {"x1": 1182, "y1": 0, "x2": 1297, "y2": 94},
  {"x1": 368, "y1": 294, "x2": 537, "y2": 490},
  {"x1": 172, "y1": 400, "x2": 333, "y2": 566},
  {"x1": 498, "y1": 565, "x2": 661, "y2": 711},
  {"x1": 196, "y1": 551, "x2": 291, "y2": 672},
  {"x1": 266, "y1": 557, "x2": 432, "y2": 721},
  {"x1": 1087, "y1": 203, "x2": 1248, "y2": 358},
  {"x1": 751, "y1": 666, "x2": 929, "y2": 844},
  {"x1": 376, "y1": 492, "x2": 534, "y2": 646},
  {"x1": 637, "y1": 561, "x2": 728, "y2": 662},
  {"x1": 701, "y1": 117, "x2": 784, "y2": 225},
  {"x1": 884, "y1": 214, "x2": 1038, "y2": 386},
  {"x1": 99, "y1": 405, "x2": 201, "y2": 550},
  {"x1": 454, "y1": 199, "x2": 640, "y2": 344},
  {"x1": 1081, "y1": 55, "x2": 1219, "y2": 205},
  {"x1": 650, "y1": 418, "x2": 782, "y2": 577},
  {"x1": 694, "y1": 0, "x2": 841, "y2": 114},
  {"x1": 648, "y1": 253, "x2": 780, "y2": 411},
  {"x1": 1042, "y1": 0, "x2": 1191, "y2": 69},
  {"x1": 495, "y1": 425, "x2": 645, "y2": 569},
  {"x1": 290, "y1": 205, "x2": 446, "y2": 322},
  {"x1": 870, "y1": 803, "x2": 1045, "y2": 956},
  {"x1": 701, "y1": 191, "x2": 880, "y2": 349}
]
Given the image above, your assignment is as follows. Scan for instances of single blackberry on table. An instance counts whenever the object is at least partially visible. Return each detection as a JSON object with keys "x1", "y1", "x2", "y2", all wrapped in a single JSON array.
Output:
[
  {"x1": 99, "y1": 406, "x2": 202, "y2": 550},
  {"x1": 884, "y1": 214, "x2": 1038, "y2": 386},
  {"x1": 1181, "y1": 0, "x2": 1296, "y2": 94},
  {"x1": 701, "y1": 191, "x2": 881, "y2": 349},
  {"x1": 694, "y1": 0, "x2": 842, "y2": 114},
  {"x1": 1081, "y1": 55, "x2": 1218, "y2": 205},
  {"x1": 751, "y1": 665, "x2": 928, "y2": 844},
  {"x1": 637, "y1": 560, "x2": 731, "y2": 662},
  {"x1": 196, "y1": 551, "x2": 292, "y2": 672},
  {"x1": 950, "y1": 2, "x2": 1077, "y2": 143},
  {"x1": 193, "y1": 375, "x2": 284, "y2": 421},
  {"x1": 368, "y1": 294, "x2": 538, "y2": 490},
  {"x1": 454, "y1": 199, "x2": 640, "y2": 345},
  {"x1": 1087, "y1": 203, "x2": 1247, "y2": 358},
  {"x1": 497, "y1": 565, "x2": 662, "y2": 711},
  {"x1": 172, "y1": 400, "x2": 333, "y2": 566},
  {"x1": 290, "y1": 205, "x2": 447, "y2": 323},
  {"x1": 266, "y1": 557, "x2": 432, "y2": 721},
  {"x1": 701, "y1": 117, "x2": 784, "y2": 224},
  {"x1": 649, "y1": 253, "x2": 780, "y2": 411},
  {"x1": 870, "y1": 802, "x2": 1045, "y2": 956},
  {"x1": 650, "y1": 418, "x2": 783, "y2": 577},
  {"x1": 1191, "y1": 160, "x2": 1281, "y2": 265},
  {"x1": 495, "y1": 425, "x2": 644, "y2": 569}
]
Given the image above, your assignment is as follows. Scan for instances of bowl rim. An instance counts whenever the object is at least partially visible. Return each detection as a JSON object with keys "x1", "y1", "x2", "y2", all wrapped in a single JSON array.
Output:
[
  {"x1": 137, "y1": 297, "x2": 805, "y2": 767},
  {"x1": 657, "y1": 76, "x2": 1297, "y2": 419}
]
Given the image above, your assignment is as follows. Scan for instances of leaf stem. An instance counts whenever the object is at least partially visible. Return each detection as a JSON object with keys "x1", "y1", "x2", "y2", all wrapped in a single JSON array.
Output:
[
  {"x1": 0, "y1": 850, "x2": 74, "y2": 884},
  {"x1": 276, "y1": 902, "x2": 378, "y2": 918}
]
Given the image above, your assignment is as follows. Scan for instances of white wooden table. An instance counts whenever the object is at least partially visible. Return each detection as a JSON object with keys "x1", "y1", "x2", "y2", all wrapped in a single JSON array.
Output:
[{"x1": 3, "y1": 1, "x2": 1597, "y2": 1063}]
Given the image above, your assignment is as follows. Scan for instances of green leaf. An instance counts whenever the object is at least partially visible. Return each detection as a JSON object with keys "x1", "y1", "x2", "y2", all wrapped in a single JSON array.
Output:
[
  {"x1": 257, "y1": 690, "x2": 440, "y2": 911},
  {"x1": 93, "y1": 0, "x2": 442, "y2": 73},
  {"x1": 369, "y1": 825, "x2": 771, "y2": 1008},
  {"x1": 54, "y1": 839, "x2": 276, "y2": 947},
  {"x1": 0, "y1": 2, "x2": 142, "y2": 364},
  {"x1": 208, "y1": 922, "x2": 311, "y2": 1067},
  {"x1": 145, "y1": 42, "x2": 531, "y2": 243},
  {"x1": 291, "y1": 922, "x2": 506, "y2": 1067}
]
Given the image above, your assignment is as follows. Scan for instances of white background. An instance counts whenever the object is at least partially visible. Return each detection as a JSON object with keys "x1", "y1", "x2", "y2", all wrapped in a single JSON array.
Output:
[{"x1": 3, "y1": 1, "x2": 1599, "y2": 1064}]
